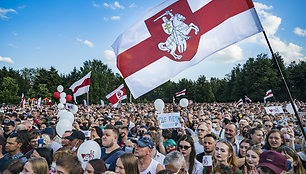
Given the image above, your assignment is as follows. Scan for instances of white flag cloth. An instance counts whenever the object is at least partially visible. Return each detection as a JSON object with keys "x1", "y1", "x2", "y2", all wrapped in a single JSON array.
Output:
[
  {"x1": 69, "y1": 72, "x2": 91, "y2": 103},
  {"x1": 106, "y1": 84, "x2": 127, "y2": 107},
  {"x1": 83, "y1": 99, "x2": 87, "y2": 106},
  {"x1": 264, "y1": 89, "x2": 274, "y2": 100},
  {"x1": 37, "y1": 97, "x2": 41, "y2": 108},
  {"x1": 100, "y1": 100, "x2": 105, "y2": 107},
  {"x1": 113, "y1": 0, "x2": 263, "y2": 98}
]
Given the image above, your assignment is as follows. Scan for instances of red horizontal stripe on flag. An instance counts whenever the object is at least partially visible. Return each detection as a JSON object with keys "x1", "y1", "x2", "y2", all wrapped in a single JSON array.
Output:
[
  {"x1": 194, "y1": 0, "x2": 254, "y2": 35},
  {"x1": 118, "y1": 0, "x2": 254, "y2": 79},
  {"x1": 117, "y1": 38, "x2": 163, "y2": 78},
  {"x1": 73, "y1": 78, "x2": 90, "y2": 94},
  {"x1": 265, "y1": 92, "x2": 273, "y2": 97}
]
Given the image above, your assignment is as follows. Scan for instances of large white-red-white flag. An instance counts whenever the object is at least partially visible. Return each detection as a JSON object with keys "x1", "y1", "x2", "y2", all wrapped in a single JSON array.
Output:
[
  {"x1": 112, "y1": 0, "x2": 263, "y2": 98},
  {"x1": 264, "y1": 89, "x2": 273, "y2": 100},
  {"x1": 69, "y1": 72, "x2": 91, "y2": 103},
  {"x1": 106, "y1": 84, "x2": 127, "y2": 107},
  {"x1": 175, "y1": 89, "x2": 186, "y2": 97},
  {"x1": 20, "y1": 93, "x2": 25, "y2": 108}
]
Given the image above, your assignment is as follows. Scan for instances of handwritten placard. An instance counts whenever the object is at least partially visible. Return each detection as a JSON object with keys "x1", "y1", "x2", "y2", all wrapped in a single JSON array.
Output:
[{"x1": 157, "y1": 112, "x2": 181, "y2": 129}]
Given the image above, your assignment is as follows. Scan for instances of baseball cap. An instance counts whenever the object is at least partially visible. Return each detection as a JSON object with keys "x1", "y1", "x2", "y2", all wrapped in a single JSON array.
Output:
[
  {"x1": 65, "y1": 131, "x2": 85, "y2": 141},
  {"x1": 40, "y1": 127, "x2": 55, "y2": 136},
  {"x1": 258, "y1": 150, "x2": 288, "y2": 174},
  {"x1": 132, "y1": 137, "x2": 154, "y2": 149}
]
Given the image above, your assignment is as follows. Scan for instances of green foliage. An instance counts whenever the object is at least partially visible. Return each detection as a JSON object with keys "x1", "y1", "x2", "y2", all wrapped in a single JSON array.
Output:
[
  {"x1": 0, "y1": 77, "x2": 20, "y2": 104},
  {"x1": 0, "y1": 54, "x2": 305, "y2": 104}
]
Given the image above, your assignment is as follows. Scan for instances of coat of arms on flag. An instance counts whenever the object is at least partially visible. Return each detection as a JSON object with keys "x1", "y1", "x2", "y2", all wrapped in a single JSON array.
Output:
[
  {"x1": 106, "y1": 84, "x2": 127, "y2": 107},
  {"x1": 145, "y1": 0, "x2": 200, "y2": 61}
]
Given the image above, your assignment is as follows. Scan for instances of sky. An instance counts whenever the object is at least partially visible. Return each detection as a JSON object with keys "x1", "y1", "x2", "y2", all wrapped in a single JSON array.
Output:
[{"x1": 0, "y1": 0, "x2": 306, "y2": 82}]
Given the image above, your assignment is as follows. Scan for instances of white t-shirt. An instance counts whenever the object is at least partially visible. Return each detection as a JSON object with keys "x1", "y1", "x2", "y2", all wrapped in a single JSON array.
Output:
[
  {"x1": 153, "y1": 151, "x2": 165, "y2": 165},
  {"x1": 140, "y1": 158, "x2": 160, "y2": 174},
  {"x1": 190, "y1": 159, "x2": 203, "y2": 174},
  {"x1": 194, "y1": 141, "x2": 204, "y2": 155}
]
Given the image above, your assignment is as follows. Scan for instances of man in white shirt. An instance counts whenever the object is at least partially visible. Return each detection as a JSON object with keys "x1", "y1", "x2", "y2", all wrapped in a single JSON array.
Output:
[
  {"x1": 133, "y1": 137, "x2": 164, "y2": 174},
  {"x1": 194, "y1": 124, "x2": 208, "y2": 155}
]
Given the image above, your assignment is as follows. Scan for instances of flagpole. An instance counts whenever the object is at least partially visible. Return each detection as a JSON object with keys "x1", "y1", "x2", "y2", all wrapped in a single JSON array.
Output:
[
  {"x1": 87, "y1": 92, "x2": 89, "y2": 105},
  {"x1": 87, "y1": 92, "x2": 89, "y2": 118},
  {"x1": 130, "y1": 92, "x2": 132, "y2": 103},
  {"x1": 262, "y1": 30, "x2": 306, "y2": 139}
]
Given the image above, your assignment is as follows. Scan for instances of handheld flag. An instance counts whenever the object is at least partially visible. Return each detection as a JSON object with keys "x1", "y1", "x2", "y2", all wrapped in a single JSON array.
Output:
[
  {"x1": 245, "y1": 96, "x2": 252, "y2": 103},
  {"x1": 264, "y1": 89, "x2": 273, "y2": 101},
  {"x1": 175, "y1": 89, "x2": 186, "y2": 97},
  {"x1": 20, "y1": 93, "x2": 25, "y2": 108},
  {"x1": 235, "y1": 99, "x2": 243, "y2": 107},
  {"x1": 69, "y1": 72, "x2": 91, "y2": 103},
  {"x1": 106, "y1": 84, "x2": 127, "y2": 107},
  {"x1": 113, "y1": 0, "x2": 263, "y2": 98}
]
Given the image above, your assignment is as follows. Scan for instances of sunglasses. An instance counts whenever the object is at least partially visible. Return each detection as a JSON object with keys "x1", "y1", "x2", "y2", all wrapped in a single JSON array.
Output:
[{"x1": 179, "y1": 145, "x2": 191, "y2": 150}]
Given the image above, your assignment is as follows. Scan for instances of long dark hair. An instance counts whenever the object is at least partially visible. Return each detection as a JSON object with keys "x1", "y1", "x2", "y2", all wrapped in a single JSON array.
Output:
[
  {"x1": 277, "y1": 146, "x2": 306, "y2": 174},
  {"x1": 177, "y1": 134, "x2": 195, "y2": 174},
  {"x1": 262, "y1": 129, "x2": 285, "y2": 150},
  {"x1": 35, "y1": 147, "x2": 53, "y2": 167},
  {"x1": 88, "y1": 159, "x2": 107, "y2": 174},
  {"x1": 238, "y1": 139, "x2": 253, "y2": 158}
]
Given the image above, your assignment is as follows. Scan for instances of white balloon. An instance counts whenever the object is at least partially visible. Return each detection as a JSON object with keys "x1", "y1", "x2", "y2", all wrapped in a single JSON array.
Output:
[
  {"x1": 57, "y1": 109, "x2": 69, "y2": 119},
  {"x1": 77, "y1": 140, "x2": 101, "y2": 169},
  {"x1": 59, "y1": 111, "x2": 74, "y2": 124},
  {"x1": 180, "y1": 98, "x2": 189, "y2": 107},
  {"x1": 286, "y1": 103, "x2": 298, "y2": 114},
  {"x1": 154, "y1": 99, "x2": 164, "y2": 113},
  {"x1": 70, "y1": 105, "x2": 78, "y2": 114},
  {"x1": 57, "y1": 85, "x2": 64, "y2": 93},
  {"x1": 56, "y1": 119, "x2": 72, "y2": 137},
  {"x1": 57, "y1": 103, "x2": 64, "y2": 110},
  {"x1": 60, "y1": 92, "x2": 66, "y2": 98},
  {"x1": 60, "y1": 98, "x2": 66, "y2": 104}
]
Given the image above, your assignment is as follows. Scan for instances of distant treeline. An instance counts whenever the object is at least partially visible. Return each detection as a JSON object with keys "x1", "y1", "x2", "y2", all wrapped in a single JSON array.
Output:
[{"x1": 0, "y1": 53, "x2": 305, "y2": 104}]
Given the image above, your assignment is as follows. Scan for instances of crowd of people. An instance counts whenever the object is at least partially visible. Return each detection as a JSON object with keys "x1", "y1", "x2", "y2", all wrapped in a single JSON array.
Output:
[{"x1": 0, "y1": 101, "x2": 306, "y2": 174}]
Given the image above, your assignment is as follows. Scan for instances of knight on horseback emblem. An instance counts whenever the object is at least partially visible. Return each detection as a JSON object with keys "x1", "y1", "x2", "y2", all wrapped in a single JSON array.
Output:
[{"x1": 155, "y1": 10, "x2": 199, "y2": 60}]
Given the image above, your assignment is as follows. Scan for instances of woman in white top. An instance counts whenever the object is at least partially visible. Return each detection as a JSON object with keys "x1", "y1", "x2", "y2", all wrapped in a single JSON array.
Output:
[{"x1": 178, "y1": 135, "x2": 203, "y2": 174}]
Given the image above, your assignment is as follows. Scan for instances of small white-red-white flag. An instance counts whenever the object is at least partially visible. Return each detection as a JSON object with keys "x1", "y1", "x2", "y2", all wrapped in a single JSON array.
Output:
[
  {"x1": 264, "y1": 89, "x2": 273, "y2": 100},
  {"x1": 69, "y1": 72, "x2": 91, "y2": 103},
  {"x1": 20, "y1": 93, "x2": 25, "y2": 108},
  {"x1": 245, "y1": 96, "x2": 252, "y2": 102},
  {"x1": 175, "y1": 89, "x2": 186, "y2": 97},
  {"x1": 235, "y1": 99, "x2": 243, "y2": 107},
  {"x1": 106, "y1": 84, "x2": 127, "y2": 107}
]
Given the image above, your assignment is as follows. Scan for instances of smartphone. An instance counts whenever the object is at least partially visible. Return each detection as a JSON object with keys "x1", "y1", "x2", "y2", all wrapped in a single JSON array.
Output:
[{"x1": 38, "y1": 138, "x2": 44, "y2": 147}]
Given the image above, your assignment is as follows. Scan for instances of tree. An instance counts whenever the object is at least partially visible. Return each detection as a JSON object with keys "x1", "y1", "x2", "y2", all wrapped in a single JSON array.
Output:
[{"x1": 0, "y1": 77, "x2": 20, "y2": 104}]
